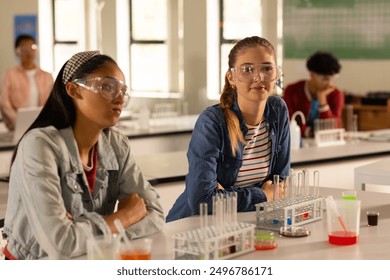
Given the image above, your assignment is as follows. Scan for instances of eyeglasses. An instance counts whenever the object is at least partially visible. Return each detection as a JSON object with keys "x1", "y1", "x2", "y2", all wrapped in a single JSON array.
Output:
[
  {"x1": 72, "y1": 77, "x2": 130, "y2": 107},
  {"x1": 18, "y1": 44, "x2": 38, "y2": 53},
  {"x1": 315, "y1": 73, "x2": 339, "y2": 82},
  {"x1": 231, "y1": 64, "x2": 282, "y2": 83}
]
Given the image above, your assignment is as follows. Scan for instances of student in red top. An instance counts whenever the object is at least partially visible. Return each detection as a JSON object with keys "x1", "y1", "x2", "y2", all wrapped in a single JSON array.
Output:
[{"x1": 282, "y1": 51, "x2": 344, "y2": 137}]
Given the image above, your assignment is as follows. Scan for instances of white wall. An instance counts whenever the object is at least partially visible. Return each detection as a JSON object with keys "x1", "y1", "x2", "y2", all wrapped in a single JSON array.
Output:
[
  {"x1": 0, "y1": 0, "x2": 39, "y2": 79},
  {"x1": 1, "y1": 0, "x2": 390, "y2": 114}
]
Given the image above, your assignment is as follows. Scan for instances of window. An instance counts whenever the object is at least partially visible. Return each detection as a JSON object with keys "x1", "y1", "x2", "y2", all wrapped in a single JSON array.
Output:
[
  {"x1": 207, "y1": 0, "x2": 262, "y2": 100},
  {"x1": 52, "y1": 0, "x2": 85, "y2": 76},
  {"x1": 130, "y1": 0, "x2": 176, "y2": 97}
]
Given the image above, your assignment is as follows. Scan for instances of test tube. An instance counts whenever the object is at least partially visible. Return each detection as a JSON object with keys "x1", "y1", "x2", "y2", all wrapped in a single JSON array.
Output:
[
  {"x1": 273, "y1": 175, "x2": 280, "y2": 200},
  {"x1": 215, "y1": 194, "x2": 223, "y2": 231},
  {"x1": 226, "y1": 193, "x2": 231, "y2": 226},
  {"x1": 303, "y1": 169, "x2": 310, "y2": 195},
  {"x1": 345, "y1": 104, "x2": 354, "y2": 132},
  {"x1": 212, "y1": 195, "x2": 217, "y2": 226},
  {"x1": 288, "y1": 172, "x2": 296, "y2": 198},
  {"x1": 314, "y1": 119, "x2": 320, "y2": 134},
  {"x1": 352, "y1": 114, "x2": 359, "y2": 142},
  {"x1": 231, "y1": 192, "x2": 238, "y2": 225},
  {"x1": 200, "y1": 202, "x2": 208, "y2": 229},
  {"x1": 313, "y1": 170, "x2": 320, "y2": 196},
  {"x1": 319, "y1": 119, "x2": 324, "y2": 131},
  {"x1": 284, "y1": 175, "x2": 290, "y2": 199},
  {"x1": 297, "y1": 172, "x2": 304, "y2": 197},
  {"x1": 223, "y1": 194, "x2": 228, "y2": 227}
]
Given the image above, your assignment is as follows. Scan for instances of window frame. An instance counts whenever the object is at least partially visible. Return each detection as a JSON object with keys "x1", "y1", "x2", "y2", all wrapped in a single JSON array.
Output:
[{"x1": 129, "y1": 0, "x2": 180, "y2": 98}]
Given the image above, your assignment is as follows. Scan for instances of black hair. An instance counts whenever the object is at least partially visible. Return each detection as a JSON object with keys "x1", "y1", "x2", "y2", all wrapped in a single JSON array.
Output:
[
  {"x1": 15, "y1": 34, "x2": 36, "y2": 49},
  {"x1": 10, "y1": 54, "x2": 117, "y2": 165},
  {"x1": 306, "y1": 51, "x2": 341, "y2": 75}
]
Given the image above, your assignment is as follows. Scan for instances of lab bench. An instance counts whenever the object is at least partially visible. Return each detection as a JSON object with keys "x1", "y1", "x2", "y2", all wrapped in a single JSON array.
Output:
[{"x1": 354, "y1": 158, "x2": 390, "y2": 191}]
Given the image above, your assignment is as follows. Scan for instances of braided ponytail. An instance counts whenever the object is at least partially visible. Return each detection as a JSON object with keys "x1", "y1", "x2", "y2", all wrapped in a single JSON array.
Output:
[
  {"x1": 220, "y1": 76, "x2": 244, "y2": 156},
  {"x1": 219, "y1": 36, "x2": 276, "y2": 156}
]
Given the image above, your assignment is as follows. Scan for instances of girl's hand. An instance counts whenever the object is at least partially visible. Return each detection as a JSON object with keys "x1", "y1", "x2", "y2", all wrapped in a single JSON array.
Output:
[
  {"x1": 216, "y1": 183, "x2": 225, "y2": 190},
  {"x1": 105, "y1": 193, "x2": 148, "y2": 233},
  {"x1": 262, "y1": 180, "x2": 285, "y2": 201},
  {"x1": 118, "y1": 193, "x2": 147, "y2": 224},
  {"x1": 66, "y1": 212, "x2": 73, "y2": 221}
]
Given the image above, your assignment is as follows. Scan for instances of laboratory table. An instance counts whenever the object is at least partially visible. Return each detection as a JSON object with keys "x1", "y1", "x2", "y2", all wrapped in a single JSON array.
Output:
[
  {"x1": 0, "y1": 115, "x2": 198, "y2": 151},
  {"x1": 2, "y1": 183, "x2": 389, "y2": 260},
  {"x1": 354, "y1": 158, "x2": 390, "y2": 191},
  {"x1": 135, "y1": 140, "x2": 390, "y2": 184},
  {"x1": 149, "y1": 187, "x2": 390, "y2": 260}
]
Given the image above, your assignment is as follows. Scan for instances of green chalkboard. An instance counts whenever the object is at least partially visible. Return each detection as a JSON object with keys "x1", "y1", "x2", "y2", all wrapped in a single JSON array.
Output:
[{"x1": 283, "y1": 0, "x2": 390, "y2": 59}]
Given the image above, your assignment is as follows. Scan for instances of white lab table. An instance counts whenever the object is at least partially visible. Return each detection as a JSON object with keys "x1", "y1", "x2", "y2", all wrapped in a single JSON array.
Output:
[
  {"x1": 149, "y1": 186, "x2": 390, "y2": 260},
  {"x1": 354, "y1": 157, "x2": 390, "y2": 191},
  {"x1": 0, "y1": 114, "x2": 198, "y2": 152},
  {"x1": 134, "y1": 140, "x2": 390, "y2": 185},
  {"x1": 2, "y1": 184, "x2": 389, "y2": 260},
  {"x1": 291, "y1": 139, "x2": 390, "y2": 165}
]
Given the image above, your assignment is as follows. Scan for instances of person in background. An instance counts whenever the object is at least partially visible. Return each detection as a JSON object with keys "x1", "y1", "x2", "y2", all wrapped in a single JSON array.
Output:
[
  {"x1": 167, "y1": 36, "x2": 290, "y2": 223},
  {"x1": 283, "y1": 51, "x2": 344, "y2": 137},
  {"x1": 0, "y1": 34, "x2": 53, "y2": 131},
  {"x1": 2, "y1": 51, "x2": 164, "y2": 259}
]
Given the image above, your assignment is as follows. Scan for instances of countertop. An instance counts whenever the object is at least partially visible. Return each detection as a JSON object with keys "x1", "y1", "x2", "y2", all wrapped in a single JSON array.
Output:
[
  {"x1": 149, "y1": 186, "x2": 390, "y2": 260},
  {"x1": 135, "y1": 139, "x2": 390, "y2": 183},
  {"x1": 0, "y1": 114, "x2": 198, "y2": 151}
]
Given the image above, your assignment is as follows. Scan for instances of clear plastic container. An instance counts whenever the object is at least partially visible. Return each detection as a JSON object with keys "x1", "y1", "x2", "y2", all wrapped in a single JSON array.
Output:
[{"x1": 254, "y1": 229, "x2": 277, "y2": 250}]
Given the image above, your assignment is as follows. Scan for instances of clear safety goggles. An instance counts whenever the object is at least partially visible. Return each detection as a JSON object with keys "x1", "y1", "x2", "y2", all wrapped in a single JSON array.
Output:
[
  {"x1": 18, "y1": 44, "x2": 38, "y2": 53},
  {"x1": 73, "y1": 77, "x2": 130, "y2": 107},
  {"x1": 231, "y1": 64, "x2": 282, "y2": 83}
]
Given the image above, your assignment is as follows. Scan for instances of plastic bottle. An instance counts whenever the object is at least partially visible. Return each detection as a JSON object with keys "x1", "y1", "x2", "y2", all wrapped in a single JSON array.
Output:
[{"x1": 290, "y1": 111, "x2": 306, "y2": 149}]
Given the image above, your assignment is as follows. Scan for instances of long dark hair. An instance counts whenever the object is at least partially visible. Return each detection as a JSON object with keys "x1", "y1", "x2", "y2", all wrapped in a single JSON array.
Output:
[
  {"x1": 220, "y1": 36, "x2": 276, "y2": 156},
  {"x1": 11, "y1": 54, "x2": 117, "y2": 165}
]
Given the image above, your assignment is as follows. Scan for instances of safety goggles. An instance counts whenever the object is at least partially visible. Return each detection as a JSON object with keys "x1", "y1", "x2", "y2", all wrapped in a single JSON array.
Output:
[
  {"x1": 72, "y1": 77, "x2": 130, "y2": 107},
  {"x1": 231, "y1": 63, "x2": 282, "y2": 83}
]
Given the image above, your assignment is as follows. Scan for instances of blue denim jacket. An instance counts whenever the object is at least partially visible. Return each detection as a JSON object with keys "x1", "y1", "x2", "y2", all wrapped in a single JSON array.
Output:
[
  {"x1": 3, "y1": 126, "x2": 165, "y2": 259},
  {"x1": 166, "y1": 95, "x2": 290, "y2": 222}
]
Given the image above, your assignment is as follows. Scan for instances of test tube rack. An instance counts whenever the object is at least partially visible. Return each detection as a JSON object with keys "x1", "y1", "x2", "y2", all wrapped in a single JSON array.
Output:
[
  {"x1": 172, "y1": 222, "x2": 255, "y2": 260},
  {"x1": 255, "y1": 194, "x2": 324, "y2": 231},
  {"x1": 314, "y1": 128, "x2": 346, "y2": 147}
]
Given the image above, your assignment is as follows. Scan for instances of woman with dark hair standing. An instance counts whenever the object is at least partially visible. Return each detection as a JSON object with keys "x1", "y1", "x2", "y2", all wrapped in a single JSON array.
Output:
[
  {"x1": 167, "y1": 36, "x2": 290, "y2": 222},
  {"x1": 0, "y1": 34, "x2": 53, "y2": 131},
  {"x1": 2, "y1": 51, "x2": 164, "y2": 259}
]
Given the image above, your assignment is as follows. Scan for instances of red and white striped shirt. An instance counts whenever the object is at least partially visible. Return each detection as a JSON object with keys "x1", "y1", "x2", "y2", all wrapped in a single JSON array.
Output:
[{"x1": 235, "y1": 120, "x2": 271, "y2": 187}]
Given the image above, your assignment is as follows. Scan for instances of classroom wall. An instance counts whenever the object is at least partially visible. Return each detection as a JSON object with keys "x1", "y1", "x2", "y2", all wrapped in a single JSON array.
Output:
[
  {"x1": 1, "y1": 0, "x2": 390, "y2": 116},
  {"x1": 0, "y1": 0, "x2": 39, "y2": 79}
]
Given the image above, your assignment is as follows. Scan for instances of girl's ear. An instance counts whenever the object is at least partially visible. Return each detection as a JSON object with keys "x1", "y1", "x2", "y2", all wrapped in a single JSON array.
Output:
[
  {"x1": 227, "y1": 69, "x2": 236, "y2": 89},
  {"x1": 65, "y1": 83, "x2": 81, "y2": 99}
]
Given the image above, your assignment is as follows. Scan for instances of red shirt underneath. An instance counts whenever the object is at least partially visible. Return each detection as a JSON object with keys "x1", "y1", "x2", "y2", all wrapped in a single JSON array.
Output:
[{"x1": 84, "y1": 145, "x2": 98, "y2": 193}]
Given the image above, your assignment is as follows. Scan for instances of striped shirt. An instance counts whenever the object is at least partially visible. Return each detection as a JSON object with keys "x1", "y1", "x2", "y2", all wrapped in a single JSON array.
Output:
[{"x1": 235, "y1": 120, "x2": 271, "y2": 187}]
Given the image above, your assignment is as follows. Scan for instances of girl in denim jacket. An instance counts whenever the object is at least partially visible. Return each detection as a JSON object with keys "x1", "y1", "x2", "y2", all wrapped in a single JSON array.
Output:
[
  {"x1": 3, "y1": 51, "x2": 164, "y2": 259},
  {"x1": 167, "y1": 36, "x2": 290, "y2": 222}
]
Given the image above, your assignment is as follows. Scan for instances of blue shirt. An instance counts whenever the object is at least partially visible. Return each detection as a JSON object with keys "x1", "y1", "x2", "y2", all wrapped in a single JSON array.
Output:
[{"x1": 166, "y1": 95, "x2": 291, "y2": 222}]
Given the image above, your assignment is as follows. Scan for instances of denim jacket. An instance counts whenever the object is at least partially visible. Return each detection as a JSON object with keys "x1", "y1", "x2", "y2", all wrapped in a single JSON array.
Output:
[
  {"x1": 3, "y1": 126, "x2": 165, "y2": 259},
  {"x1": 166, "y1": 95, "x2": 290, "y2": 222}
]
